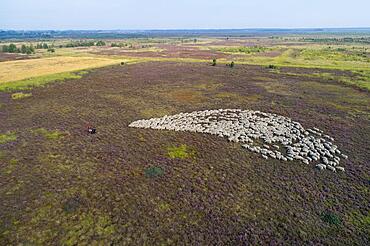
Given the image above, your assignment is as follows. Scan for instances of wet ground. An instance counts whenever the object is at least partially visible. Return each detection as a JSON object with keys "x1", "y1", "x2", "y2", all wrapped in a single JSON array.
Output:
[{"x1": 0, "y1": 62, "x2": 369, "y2": 245}]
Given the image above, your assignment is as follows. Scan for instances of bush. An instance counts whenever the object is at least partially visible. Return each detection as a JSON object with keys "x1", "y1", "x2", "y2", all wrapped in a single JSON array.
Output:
[
  {"x1": 321, "y1": 211, "x2": 341, "y2": 226},
  {"x1": 144, "y1": 166, "x2": 164, "y2": 178},
  {"x1": 120, "y1": 62, "x2": 125, "y2": 65},
  {"x1": 230, "y1": 61, "x2": 235, "y2": 68},
  {"x1": 47, "y1": 48, "x2": 55, "y2": 53},
  {"x1": 267, "y1": 64, "x2": 278, "y2": 69},
  {"x1": 212, "y1": 59, "x2": 217, "y2": 66}
]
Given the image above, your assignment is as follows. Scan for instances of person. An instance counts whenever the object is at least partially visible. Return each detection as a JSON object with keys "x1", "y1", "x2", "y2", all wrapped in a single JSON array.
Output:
[{"x1": 87, "y1": 126, "x2": 96, "y2": 134}]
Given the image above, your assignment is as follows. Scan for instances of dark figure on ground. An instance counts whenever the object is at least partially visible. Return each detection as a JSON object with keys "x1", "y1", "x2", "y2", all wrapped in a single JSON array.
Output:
[
  {"x1": 212, "y1": 59, "x2": 217, "y2": 66},
  {"x1": 88, "y1": 126, "x2": 96, "y2": 134}
]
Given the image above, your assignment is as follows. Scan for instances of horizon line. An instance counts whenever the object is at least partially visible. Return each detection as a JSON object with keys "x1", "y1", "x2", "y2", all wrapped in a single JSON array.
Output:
[{"x1": 2, "y1": 27, "x2": 370, "y2": 32}]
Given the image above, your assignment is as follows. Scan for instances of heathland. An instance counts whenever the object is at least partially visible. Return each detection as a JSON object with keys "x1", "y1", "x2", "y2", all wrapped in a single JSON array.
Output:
[{"x1": 0, "y1": 33, "x2": 369, "y2": 245}]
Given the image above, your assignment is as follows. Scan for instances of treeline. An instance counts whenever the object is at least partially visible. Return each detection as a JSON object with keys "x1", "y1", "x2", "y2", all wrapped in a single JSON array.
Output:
[
  {"x1": 111, "y1": 43, "x2": 155, "y2": 49},
  {"x1": 301, "y1": 37, "x2": 370, "y2": 44},
  {"x1": 2, "y1": 43, "x2": 35, "y2": 54},
  {"x1": 60, "y1": 40, "x2": 106, "y2": 48},
  {"x1": 111, "y1": 42, "x2": 129, "y2": 48},
  {"x1": 219, "y1": 46, "x2": 268, "y2": 54},
  {"x1": 36, "y1": 43, "x2": 52, "y2": 49}
]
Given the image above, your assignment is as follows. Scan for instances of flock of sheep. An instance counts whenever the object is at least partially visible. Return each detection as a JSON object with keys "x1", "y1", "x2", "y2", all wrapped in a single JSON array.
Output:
[{"x1": 129, "y1": 109, "x2": 347, "y2": 173}]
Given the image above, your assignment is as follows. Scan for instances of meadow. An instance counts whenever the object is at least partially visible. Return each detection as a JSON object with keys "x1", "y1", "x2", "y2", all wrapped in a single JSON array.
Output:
[{"x1": 1, "y1": 36, "x2": 369, "y2": 91}]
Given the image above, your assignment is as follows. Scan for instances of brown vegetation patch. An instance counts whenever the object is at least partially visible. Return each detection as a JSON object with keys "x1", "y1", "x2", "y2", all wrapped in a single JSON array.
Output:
[{"x1": 0, "y1": 62, "x2": 368, "y2": 245}]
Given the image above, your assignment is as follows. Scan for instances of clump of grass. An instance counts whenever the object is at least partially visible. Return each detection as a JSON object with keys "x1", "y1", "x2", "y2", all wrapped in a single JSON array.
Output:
[
  {"x1": 0, "y1": 131, "x2": 17, "y2": 144},
  {"x1": 267, "y1": 64, "x2": 278, "y2": 69},
  {"x1": 11, "y1": 92, "x2": 32, "y2": 100},
  {"x1": 321, "y1": 211, "x2": 341, "y2": 226},
  {"x1": 167, "y1": 144, "x2": 195, "y2": 159},
  {"x1": 33, "y1": 128, "x2": 65, "y2": 140},
  {"x1": 144, "y1": 166, "x2": 164, "y2": 178},
  {"x1": 347, "y1": 210, "x2": 370, "y2": 230}
]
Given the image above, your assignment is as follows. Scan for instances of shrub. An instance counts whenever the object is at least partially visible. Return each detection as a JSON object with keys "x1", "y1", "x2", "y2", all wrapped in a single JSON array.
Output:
[
  {"x1": 47, "y1": 48, "x2": 55, "y2": 53},
  {"x1": 212, "y1": 59, "x2": 217, "y2": 66},
  {"x1": 11, "y1": 92, "x2": 32, "y2": 100},
  {"x1": 321, "y1": 211, "x2": 341, "y2": 226},
  {"x1": 267, "y1": 64, "x2": 278, "y2": 69},
  {"x1": 230, "y1": 61, "x2": 235, "y2": 68},
  {"x1": 144, "y1": 166, "x2": 164, "y2": 178}
]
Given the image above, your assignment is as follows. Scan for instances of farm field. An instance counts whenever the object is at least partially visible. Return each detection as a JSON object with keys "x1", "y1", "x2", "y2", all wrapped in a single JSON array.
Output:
[{"x1": 0, "y1": 36, "x2": 369, "y2": 245}]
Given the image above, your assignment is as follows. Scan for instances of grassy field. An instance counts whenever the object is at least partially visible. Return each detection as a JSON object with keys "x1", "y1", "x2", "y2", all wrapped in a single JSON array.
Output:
[
  {"x1": 0, "y1": 56, "x2": 120, "y2": 84},
  {"x1": 1, "y1": 37, "x2": 369, "y2": 91}
]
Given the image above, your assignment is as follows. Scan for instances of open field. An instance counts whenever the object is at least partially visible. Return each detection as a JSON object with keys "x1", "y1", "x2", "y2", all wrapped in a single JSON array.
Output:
[
  {"x1": 0, "y1": 35, "x2": 369, "y2": 244},
  {"x1": 0, "y1": 56, "x2": 121, "y2": 84},
  {"x1": 1, "y1": 36, "x2": 369, "y2": 91},
  {"x1": 1, "y1": 62, "x2": 369, "y2": 245}
]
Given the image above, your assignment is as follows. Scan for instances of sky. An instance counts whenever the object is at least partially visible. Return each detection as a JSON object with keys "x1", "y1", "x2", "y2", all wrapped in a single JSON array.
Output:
[{"x1": 1, "y1": 0, "x2": 369, "y2": 30}]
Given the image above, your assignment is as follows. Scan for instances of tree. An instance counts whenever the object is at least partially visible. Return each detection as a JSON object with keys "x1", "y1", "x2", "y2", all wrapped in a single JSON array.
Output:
[
  {"x1": 29, "y1": 44, "x2": 35, "y2": 53},
  {"x1": 2, "y1": 45, "x2": 9, "y2": 52},
  {"x1": 8, "y1": 43, "x2": 17, "y2": 53},
  {"x1": 96, "y1": 40, "x2": 106, "y2": 46},
  {"x1": 42, "y1": 43, "x2": 48, "y2": 49},
  {"x1": 21, "y1": 44, "x2": 27, "y2": 54}
]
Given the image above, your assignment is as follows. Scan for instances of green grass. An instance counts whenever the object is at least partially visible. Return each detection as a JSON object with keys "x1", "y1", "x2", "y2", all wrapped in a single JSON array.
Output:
[
  {"x1": 167, "y1": 144, "x2": 195, "y2": 159},
  {"x1": 33, "y1": 128, "x2": 65, "y2": 140},
  {"x1": 0, "y1": 71, "x2": 84, "y2": 92},
  {"x1": 272, "y1": 70, "x2": 370, "y2": 91},
  {"x1": 321, "y1": 212, "x2": 341, "y2": 226},
  {"x1": 347, "y1": 210, "x2": 370, "y2": 230},
  {"x1": 217, "y1": 46, "x2": 269, "y2": 54},
  {"x1": 0, "y1": 132, "x2": 17, "y2": 144},
  {"x1": 11, "y1": 92, "x2": 32, "y2": 100},
  {"x1": 144, "y1": 166, "x2": 164, "y2": 178},
  {"x1": 300, "y1": 47, "x2": 369, "y2": 62}
]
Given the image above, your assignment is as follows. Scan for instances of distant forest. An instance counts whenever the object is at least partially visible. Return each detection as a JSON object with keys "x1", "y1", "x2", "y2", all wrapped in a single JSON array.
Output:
[{"x1": 1, "y1": 28, "x2": 370, "y2": 40}]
